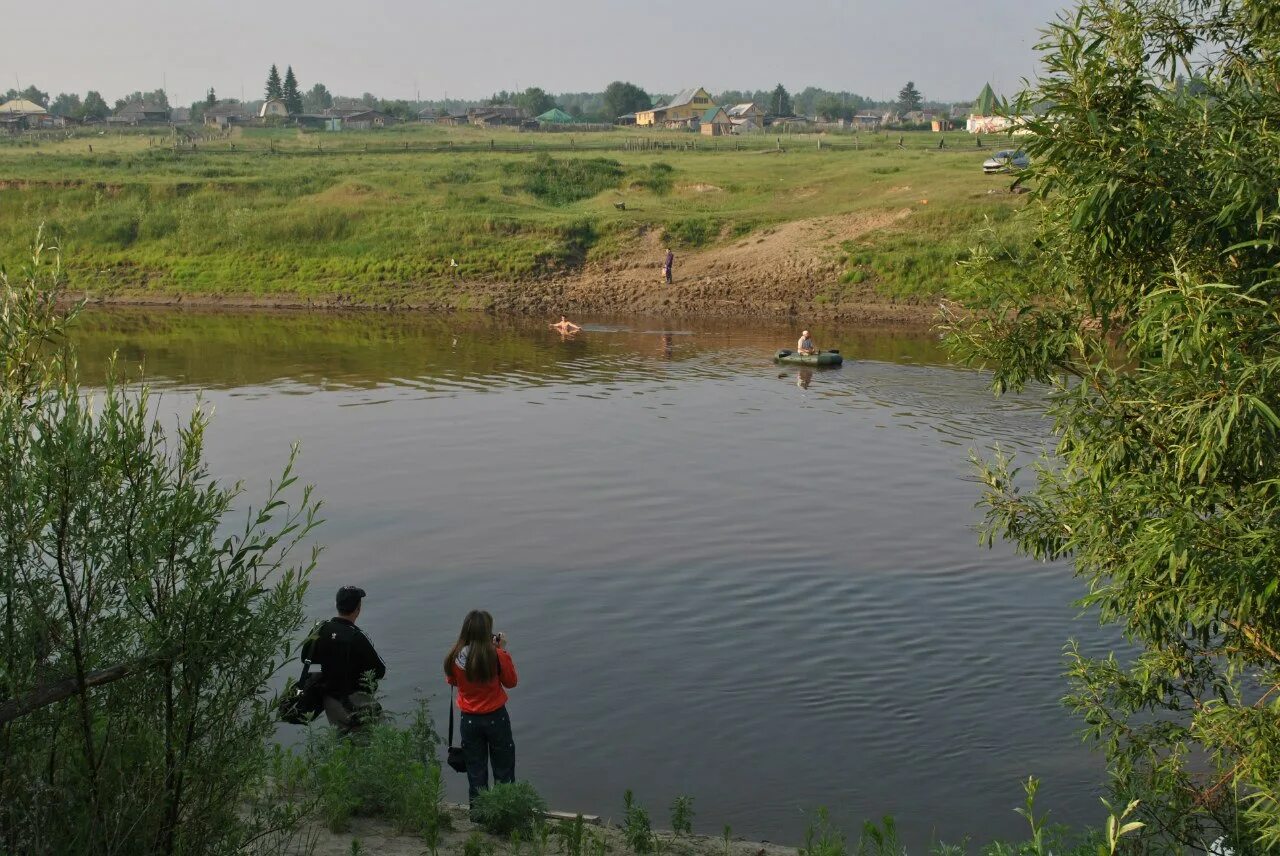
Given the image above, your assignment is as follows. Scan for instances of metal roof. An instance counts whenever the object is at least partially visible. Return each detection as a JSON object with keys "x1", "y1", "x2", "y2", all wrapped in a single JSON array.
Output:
[
  {"x1": 659, "y1": 87, "x2": 709, "y2": 110},
  {"x1": 701, "y1": 107, "x2": 728, "y2": 123},
  {"x1": 0, "y1": 98, "x2": 48, "y2": 115}
]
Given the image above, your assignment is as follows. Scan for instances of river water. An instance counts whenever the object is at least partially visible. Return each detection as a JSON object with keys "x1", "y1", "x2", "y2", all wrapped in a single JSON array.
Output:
[{"x1": 73, "y1": 309, "x2": 1118, "y2": 849}]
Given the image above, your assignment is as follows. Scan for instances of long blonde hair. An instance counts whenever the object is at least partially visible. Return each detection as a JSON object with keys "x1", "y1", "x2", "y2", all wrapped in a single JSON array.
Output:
[{"x1": 443, "y1": 609, "x2": 498, "y2": 683}]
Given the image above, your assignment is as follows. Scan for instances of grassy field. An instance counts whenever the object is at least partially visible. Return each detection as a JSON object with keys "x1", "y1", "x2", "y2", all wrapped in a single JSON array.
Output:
[{"x1": 0, "y1": 124, "x2": 1030, "y2": 311}]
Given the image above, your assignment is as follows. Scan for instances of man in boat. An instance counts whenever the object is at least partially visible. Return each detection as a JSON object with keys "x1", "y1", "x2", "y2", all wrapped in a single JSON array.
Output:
[
  {"x1": 797, "y1": 330, "x2": 817, "y2": 355},
  {"x1": 550, "y1": 316, "x2": 582, "y2": 333}
]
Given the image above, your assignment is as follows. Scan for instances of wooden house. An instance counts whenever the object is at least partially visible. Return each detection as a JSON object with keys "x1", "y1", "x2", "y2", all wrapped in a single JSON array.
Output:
[
  {"x1": 699, "y1": 106, "x2": 732, "y2": 136},
  {"x1": 726, "y1": 103, "x2": 765, "y2": 124},
  {"x1": 259, "y1": 98, "x2": 290, "y2": 119},
  {"x1": 110, "y1": 101, "x2": 171, "y2": 125},
  {"x1": 204, "y1": 103, "x2": 247, "y2": 129},
  {"x1": 635, "y1": 87, "x2": 715, "y2": 128}
]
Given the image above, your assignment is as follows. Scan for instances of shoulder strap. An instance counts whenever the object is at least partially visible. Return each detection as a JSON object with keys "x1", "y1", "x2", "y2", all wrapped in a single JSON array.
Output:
[{"x1": 448, "y1": 687, "x2": 456, "y2": 747}]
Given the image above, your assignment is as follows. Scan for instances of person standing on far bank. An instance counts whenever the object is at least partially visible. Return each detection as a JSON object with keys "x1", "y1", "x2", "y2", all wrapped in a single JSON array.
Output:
[
  {"x1": 663, "y1": 247, "x2": 674, "y2": 284},
  {"x1": 445, "y1": 610, "x2": 518, "y2": 805},
  {"x1": 302, "y1": 586, "x2": 386, "y2": 733}
]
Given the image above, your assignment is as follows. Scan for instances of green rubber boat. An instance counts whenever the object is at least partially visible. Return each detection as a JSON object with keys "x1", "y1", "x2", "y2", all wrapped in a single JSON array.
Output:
[{"x1": 774, "y1": 349, "x2": 843, "y2": 366}]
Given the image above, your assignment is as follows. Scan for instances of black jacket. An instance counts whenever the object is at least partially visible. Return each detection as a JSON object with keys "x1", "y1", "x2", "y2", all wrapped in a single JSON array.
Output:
[{"x1": 301, "y1": 617, "x2": 386, "y2": 699}]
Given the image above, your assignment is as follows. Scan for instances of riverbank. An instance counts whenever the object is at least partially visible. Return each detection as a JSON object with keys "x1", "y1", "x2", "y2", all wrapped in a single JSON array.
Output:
[
  {"x1": 68, "y1": 208, "x2": 944, "y2": 322},
  {"x1": 2, "y1": 126, "x2": 1028, "y2": 320},
  {"x1": 308, "y1": 807, "x2": 800, "y2": 856}
]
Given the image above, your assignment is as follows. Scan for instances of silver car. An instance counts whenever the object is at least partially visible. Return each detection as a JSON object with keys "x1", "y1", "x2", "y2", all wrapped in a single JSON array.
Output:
[{"x1": 982, "y1": 149, "x2": 1030, "y2": 174}]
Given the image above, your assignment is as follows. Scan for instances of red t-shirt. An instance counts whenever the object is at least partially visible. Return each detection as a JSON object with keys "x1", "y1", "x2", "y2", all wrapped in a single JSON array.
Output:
[{"x1": 447, "y1": 647, "x2": 518, "y2": 714}]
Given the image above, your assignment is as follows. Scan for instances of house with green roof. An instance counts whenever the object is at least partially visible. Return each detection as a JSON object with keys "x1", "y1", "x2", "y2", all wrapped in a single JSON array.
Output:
[
  {"x1": 535, "y1": 108, "x2": 577, "y2": 125},
  {"x1": 700, "y1": 106, "x2": 732, "y2": 136}
]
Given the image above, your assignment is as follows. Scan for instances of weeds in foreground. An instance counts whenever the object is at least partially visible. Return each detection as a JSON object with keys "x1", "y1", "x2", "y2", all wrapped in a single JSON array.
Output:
[
  {"x1": 800, "y1": 808, "x2": 848, "y2": 856},
  {"x1": 722, "y1": 824, "x2": 733, "y2": 856},
  {"x1": 464, "y1": 829, "x2": 497, "y2": 856},
  {"x1": 856, "y1": 815, "x2": 903, "y2": 856},
  {"x1": 623, "y1": 790, "x2": 654, "y2": 854},
  {"x1": 472, "y1": 781, "x2": 548, "y2": 837},
  {"x1": 557, "y1": 814, "x2": 588, "y2": 856},
  {"x1": 670, "y1": 795, "x2": 695, "y2": 836}
]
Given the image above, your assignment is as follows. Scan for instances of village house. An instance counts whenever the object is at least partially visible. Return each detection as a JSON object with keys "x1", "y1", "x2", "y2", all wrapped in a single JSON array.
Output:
[
  {"x1": 635, "y1": 87, "x2": 716, "y2": 129},
  {"x1": 852, "y1": 114, "x2": 882, "y2": 130},
  {"x1": 726, "y1": 103, "x2": 765, "y2": 125},
  {"x1": 109, "y1": 101, "x2": 171, "y2": 126},
  {"x1": 342, "y1": 110, "x2": 398, "y2": 130},
  {"x1": 203, "y1": 103, "x2": 247, "y2": 129},
  {"x1": 0, "y1": 98, "x2": 60, "y2": 131},
  {"x1": 699, "y1": 106, "x2": 732, "y2": 136},
  {"x1": 467, "y1": 105, "x2": 526, "y2": 127},
  {"x1": 259, "y1": 98, "x2": 289, "y2": 119}
]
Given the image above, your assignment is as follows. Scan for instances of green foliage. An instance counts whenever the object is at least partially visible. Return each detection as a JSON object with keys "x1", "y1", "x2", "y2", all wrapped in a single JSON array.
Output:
[
  {"x1": 305, "y1": 699, "x2": 446, "y2": 834},
  {"x1": 471, "y1": 781, "x2": 548, "y2": 837},
  {"x1": 942, "y1": 0, "x2": 1280, "y2": 849},
  {"x1": 669, "y1": 795, "x2": 694, "y2": 836},
  {"x1": 465, "y1": 829, "x2": 498, "y2": 856},
  {"x1": 508, "y1": 154, "x2": 625, "y2": 205},
  {"x1": 801, "y1": 808, "x2": 847, "y2": 856},
  {"x1": 622, "y1": 790, "x2": 653, "y2": 854},
  {"x1": 556, "y1": 813, "x2": 587, "y2": 856},
  {"x1": 896, "y1": 82, "x2": 923, "y2": 114},
  {"x1": 603, "y1": 82, "x2": 652, "y2": 120},
  {"x1": 629, "y1": 162, "x2": 674, "y2": 195},
  {"x1": 663, "y1": 217, "x2": 719, "y2": 248},
  {"x1": 855, "y1": 816, "x2": 901, "y2": 856},
  {"x1": 0, "y1": 234, "x2": 319, "y2": 854},
  {"x1": 265, "y1": 64, "x2": 284, "y2": 101}
]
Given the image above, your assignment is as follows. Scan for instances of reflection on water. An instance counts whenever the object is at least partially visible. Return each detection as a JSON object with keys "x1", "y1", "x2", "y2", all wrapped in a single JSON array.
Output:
[{"x1": 72, "y1": 309, "x2": 1114, "y2": 849}]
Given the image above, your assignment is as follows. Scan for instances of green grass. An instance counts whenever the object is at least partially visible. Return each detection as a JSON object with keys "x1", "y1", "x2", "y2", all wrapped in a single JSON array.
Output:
[{"x1": 0, "y1": 125, "x2": 1029, "y2": 303}]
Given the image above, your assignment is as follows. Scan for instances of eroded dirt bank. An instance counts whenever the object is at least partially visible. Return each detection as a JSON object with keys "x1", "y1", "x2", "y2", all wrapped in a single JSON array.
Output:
[{"x1": 75, "y1": 210, "x2": 943, "y2": 324}]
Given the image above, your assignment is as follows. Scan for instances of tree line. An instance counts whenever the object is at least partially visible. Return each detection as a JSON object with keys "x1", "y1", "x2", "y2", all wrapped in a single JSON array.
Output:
[{"x1": 8, "y1": 74, "x2": 954, "y2": 125}]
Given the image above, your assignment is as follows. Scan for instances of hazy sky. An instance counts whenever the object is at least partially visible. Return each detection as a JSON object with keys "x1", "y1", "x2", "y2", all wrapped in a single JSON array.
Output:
[{"x1": 9, "y1": 0, "x2": 1069, "y2": 105}]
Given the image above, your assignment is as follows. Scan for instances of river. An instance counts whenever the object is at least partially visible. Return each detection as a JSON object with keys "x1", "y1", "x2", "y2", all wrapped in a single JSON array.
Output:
[{"x1": 72, "y1": 309, "x2": 1119, "y2": 850}]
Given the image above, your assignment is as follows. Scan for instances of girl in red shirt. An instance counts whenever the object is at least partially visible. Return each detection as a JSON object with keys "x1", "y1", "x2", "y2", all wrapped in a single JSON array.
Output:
[{"x1": 444, "y1": 610, "x2": 519, "y2": 804}]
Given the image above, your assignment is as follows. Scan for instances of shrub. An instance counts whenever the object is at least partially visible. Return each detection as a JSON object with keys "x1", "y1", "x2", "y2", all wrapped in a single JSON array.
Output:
[
  {"x1": 801, "y1": 808, "x2": 847, "y2": 856},
  {"x1": 669, "y1": 796, "x2": 694, "y2": 836},
  {"x1": 662, "y1": 217, "x2": 718, "y2": 248},
  {"x1": 556, "y1": 813, "x2": 587, "y2": 856},
  {"x1": 471, "y1": 781, "x2": 548, "y2": 837},
  {"x1": 304, "y1": 699, "x2": 446, "y2": 834},
  {"x1": 622, "y1": 790, "x2": 653, "y2": 854},
  {"x1": 507, "y1": 154, "x2": 625, "y2": 205},
  {"x1": 464, "y1": 830, "x2": 497, "y2": 856}
]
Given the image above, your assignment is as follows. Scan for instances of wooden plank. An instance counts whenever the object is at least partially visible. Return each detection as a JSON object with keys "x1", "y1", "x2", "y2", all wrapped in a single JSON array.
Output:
[{"x1": 542, "y1": 810, "x2": 603, "y2": 826}]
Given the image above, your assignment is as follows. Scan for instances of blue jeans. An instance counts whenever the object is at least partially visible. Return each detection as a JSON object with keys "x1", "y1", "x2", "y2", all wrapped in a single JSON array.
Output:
[{"x1": 461, "y1": 706, "x2": 515, "y2": 803}]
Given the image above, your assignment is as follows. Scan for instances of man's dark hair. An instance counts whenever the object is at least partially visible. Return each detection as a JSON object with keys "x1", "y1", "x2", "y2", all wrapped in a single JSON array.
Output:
[{"x1": 336, "y1": 585, "x2": 366, "y2": 615}]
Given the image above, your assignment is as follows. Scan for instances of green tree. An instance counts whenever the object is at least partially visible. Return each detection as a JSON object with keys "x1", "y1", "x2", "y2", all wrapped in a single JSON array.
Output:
[
  {"x1": 49, "y1": 93, "x2": 82, "y2": 118},
  {"x1": 265, "y1": 64, "x2": 284, "y2": 101},
  {"x1": 81, "y1": 91, "x2": 109, "y2": 120},
  {"x1": 302, "y1": 82, "x2": 332, "y2": 113},
  {"x1": 282, "y1": 66, "x2": 302, "y2": 115},
  {"x1": 205, "y1": 87, "x2": 216, "y2": 107},
  {"x1": 17, "y1": 85, "x2": 49, "y2": 108},
  {"x1": 769, "y1": 83, "x2": 792, "y2": 117},
  {"x1": 896, "y1": 81, "x2": 922, "y2": 113},
  {"x1": 602, "y1": 81, "x2": 651, "y2": 119},
  {"x1": 0, "y1": 234, "x2": 320, "y2": 853},
  {"x1": 943, "y1": 0, "x2": 1280, "y2": 849},
  {"x1": 514, "y1": 87, "x2": 556, "y2": 116}
]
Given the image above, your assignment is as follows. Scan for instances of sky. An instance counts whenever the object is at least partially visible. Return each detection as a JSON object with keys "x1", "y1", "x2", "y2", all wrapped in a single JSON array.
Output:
[{"x1": 8, "y1": 0, "x2": 1070, "y2": 105}]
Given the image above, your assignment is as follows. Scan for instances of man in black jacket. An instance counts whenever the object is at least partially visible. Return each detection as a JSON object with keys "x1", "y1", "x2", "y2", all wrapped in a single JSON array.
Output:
[{"x1": 302, "y1": 585, "x2": 386, "y2": 732}]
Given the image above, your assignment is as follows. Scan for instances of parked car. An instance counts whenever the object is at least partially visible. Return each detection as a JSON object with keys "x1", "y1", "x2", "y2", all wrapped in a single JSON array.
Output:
[{"x1": 982, "y1": 149, "x2": 1030, "y2": 173}]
